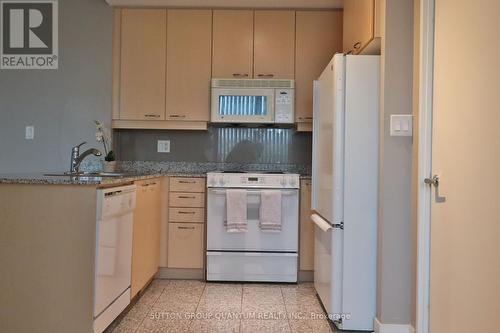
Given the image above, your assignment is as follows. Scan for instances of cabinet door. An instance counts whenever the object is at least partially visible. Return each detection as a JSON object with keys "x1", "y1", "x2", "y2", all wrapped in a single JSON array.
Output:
[
  {"x1": 168, "y1": 223, "x2": 204, "y2": 269},
  {"x1": 120, "y1": 9, "x2": 166, "y2": 120},
  {"x1": 343, "y1": 0, "x2": 375, "y2": 54},
  {"x1": 131, "y1": 179, "x2": 161, "y2": 298},
  {"x1": 299, "y1": 180, "x2": 314, "y2": 271},
  {"x1": 254, "y1": 10, "x2": 295, "y2": 79},
  {"x1": 212, "y1": 10, "x2": 254, "y2": 79},
  {"x1": 295, "y1": 10, "x2": 343, "y2": 123},
  {"x1": 166, "y1": 9, "x2": 212, "y2": 121}
]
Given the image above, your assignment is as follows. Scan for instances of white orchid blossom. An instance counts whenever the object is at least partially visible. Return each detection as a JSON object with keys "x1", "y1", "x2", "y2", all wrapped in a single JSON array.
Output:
[{"x1": 94, "y1": 120, "x2": 114, "y2": 161}]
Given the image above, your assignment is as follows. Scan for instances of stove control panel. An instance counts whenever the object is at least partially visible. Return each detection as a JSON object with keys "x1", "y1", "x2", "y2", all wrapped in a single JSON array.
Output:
[{"x1": 207, "y1": 172, "x2": 300, "y2": 189}]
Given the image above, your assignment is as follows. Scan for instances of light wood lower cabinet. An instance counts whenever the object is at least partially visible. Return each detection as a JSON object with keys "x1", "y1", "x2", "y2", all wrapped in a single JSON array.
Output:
[
  {"x1": 299, "y1": 180, "x2": 314, "y2": 271},
  {"x1": 131, "y1": 179, "x2": 161, "y2": 298},
  {"x1": 169, "y1": 177, "x2": 206, "y2": 193},
  {"x1": 167, "y1": 177, "x2": 206, "y2": 270},
  {"x1": 169, "y1": 192, "x2": 205, "y2": 208},
  {"x1": 169, "y1": 207, "x2": 205, "y2": 223},
  {"x1": 167, "y1": 223, "x2": 204, "y2": 269}
]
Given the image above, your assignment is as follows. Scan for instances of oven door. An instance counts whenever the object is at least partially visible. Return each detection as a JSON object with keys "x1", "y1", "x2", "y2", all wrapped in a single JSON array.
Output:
[
  {"x1": 206, "y1": 188, "x2": 299, "y2": 252},
  {"x1": 211, "y1": 88, "x2": 275, "y2": 123}
]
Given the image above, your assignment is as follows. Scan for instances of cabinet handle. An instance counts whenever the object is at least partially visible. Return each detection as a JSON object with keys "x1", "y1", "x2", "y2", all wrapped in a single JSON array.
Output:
[
  {"x1": 178, "y1": 226, "x2": 196, "y2": 230},
  {"x1": 178, "y1": 195, "x2": 196, "y2": 199},
  {"x1": 178, "y1": 211, "x2": 196, "y2": 214},
  {"x1": 144, "y1": 114, "x2": 161, "y2": 118},
  {"x1": 257, "y1": 74, "x2": 274, "y2": 78},
  {"x1": 353, "y1": 42, "x2": 362, "y2": 49},
  {"x1": 232, "y1": 73, "x2": 249, "y2": 78},
  {"x1": 178, "y1": 180, "x2": 196, "y2": 184},
  {"x1": 299, "y1": 116, "x2": 313, "y2": 120},
  {"x1": 169, "y1": 114, "x2": 186, "y2": 118}
]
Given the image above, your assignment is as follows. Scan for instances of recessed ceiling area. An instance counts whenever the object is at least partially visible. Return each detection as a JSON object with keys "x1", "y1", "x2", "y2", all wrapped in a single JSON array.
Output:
[{"x1": 105, "y1": 0, "x2": 344, "y2": 9}]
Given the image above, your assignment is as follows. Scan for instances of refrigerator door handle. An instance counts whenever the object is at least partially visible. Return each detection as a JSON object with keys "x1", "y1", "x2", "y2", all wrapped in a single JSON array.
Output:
[{"x1": 311, "y1": 214, "x2": 333, "y2": 232}]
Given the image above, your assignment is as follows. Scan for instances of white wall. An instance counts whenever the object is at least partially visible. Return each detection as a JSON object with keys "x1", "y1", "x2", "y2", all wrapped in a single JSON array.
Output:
[
  {"x1": 0, "y1": 0, "x2": 113, "y2": 173},
  {"x1": 376, "y1": 0, "x2": 415, "y2": 326}
]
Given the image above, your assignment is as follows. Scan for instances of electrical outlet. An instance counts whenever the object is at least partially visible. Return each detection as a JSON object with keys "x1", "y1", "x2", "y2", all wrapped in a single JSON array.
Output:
[
  {"x1": 25, "y1": 126, "x2": 34, "y2": 140},
  {"x1": 157, "y1": 140, "x2": 170, "y2": 153}
]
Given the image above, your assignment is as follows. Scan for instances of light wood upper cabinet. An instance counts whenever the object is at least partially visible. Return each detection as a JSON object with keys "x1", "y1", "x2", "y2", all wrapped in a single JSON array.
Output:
[
  {"x1": 166, "y1": 9, "x2": 212, "y2": 122},
  {"x1": 120, "y1": 9, "x2": 166, "y2": 120},
  {"x1": 131, "y1": 179, "x2": 162, "y2": 298},
  {"x1": 254, "y1": 10, "x2": 295, "y2": 79},
  {"x1": 212, "y1": 10, "x2": 254, "y2": 79},
  {"x1": 299, "y1": 180, "x2": 314, "y2": 271},
  {"x1": 295, "y1": 10, "x2": 343, "y2": 124},
  {"x1": 343, "y1": 0, "x2": 381, "y2": 55}
]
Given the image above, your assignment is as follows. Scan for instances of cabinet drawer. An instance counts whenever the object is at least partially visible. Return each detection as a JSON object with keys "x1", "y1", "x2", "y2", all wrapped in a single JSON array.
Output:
[
  {"x1": 169, "y1": 192, "x2": 205, "y2": 208},
  {"x1": 170, "y1": 177, "x2": 206, "y2": 193},
  {"x1": 169, "y1": 207, "x2": 205, "y2": 223},
  {"x1": 168, "y1": 223, "x2": 204, "y2": 269}
]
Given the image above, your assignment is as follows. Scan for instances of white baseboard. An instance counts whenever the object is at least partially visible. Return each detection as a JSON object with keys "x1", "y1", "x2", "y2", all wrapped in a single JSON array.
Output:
[{"x1": 374, "y1": 318, "x2": 415, "y2": 333}]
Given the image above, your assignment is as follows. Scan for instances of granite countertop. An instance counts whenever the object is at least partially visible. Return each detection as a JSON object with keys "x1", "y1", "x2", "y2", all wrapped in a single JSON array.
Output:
[
  {"x1": 0, "y1": 172, "x2": 206, "y2": 186},
  {"x1": 0, "y1": 161, "x2": 311, "y2": 186}
]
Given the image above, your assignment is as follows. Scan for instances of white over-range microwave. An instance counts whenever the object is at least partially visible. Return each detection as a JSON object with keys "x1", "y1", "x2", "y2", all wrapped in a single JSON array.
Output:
[{"x1": 211, "y1": 79, "x2": 295, "y2": 124}]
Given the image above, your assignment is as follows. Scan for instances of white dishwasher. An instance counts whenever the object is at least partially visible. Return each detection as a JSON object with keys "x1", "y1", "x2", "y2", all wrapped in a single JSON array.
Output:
[{"x1": 94, "y1": 185, "x2": 136, "y2": 333}]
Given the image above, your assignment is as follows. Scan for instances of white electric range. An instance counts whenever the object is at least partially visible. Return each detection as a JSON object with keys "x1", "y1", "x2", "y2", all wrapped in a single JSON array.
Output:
[{"x1": 206, "y1": 171, "x2": 300, "y2": 282}]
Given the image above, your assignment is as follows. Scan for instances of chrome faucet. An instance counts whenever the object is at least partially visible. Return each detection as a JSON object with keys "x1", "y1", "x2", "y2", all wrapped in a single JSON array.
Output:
[{"x1": 70, "y1": 142, "x2": 102, "y2": 173}]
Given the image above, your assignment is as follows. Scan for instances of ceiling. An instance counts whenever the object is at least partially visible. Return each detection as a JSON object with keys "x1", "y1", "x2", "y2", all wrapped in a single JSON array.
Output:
[{"x1": 105, "y1": 0, "x2": 344, "y2": 9}]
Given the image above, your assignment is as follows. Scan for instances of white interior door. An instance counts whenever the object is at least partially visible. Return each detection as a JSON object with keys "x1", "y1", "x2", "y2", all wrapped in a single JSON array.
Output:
[{"x1": 429, "y1": 1, "x2": 500, "y2": 332}]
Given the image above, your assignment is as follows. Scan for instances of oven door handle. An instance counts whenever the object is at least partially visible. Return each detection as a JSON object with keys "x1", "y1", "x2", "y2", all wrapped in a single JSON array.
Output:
[{"x1": 208, "y1": 189, "x2": 298, "y2": 196}]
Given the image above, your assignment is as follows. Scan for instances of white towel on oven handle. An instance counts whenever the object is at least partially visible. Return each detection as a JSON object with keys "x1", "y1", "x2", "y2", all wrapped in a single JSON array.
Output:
[
  {"x1": 259, "y1": 190, "x2": 282, "y2": 232},
  {"x1": 225, "y1": 189, "x2": 248, "y2": 233}
]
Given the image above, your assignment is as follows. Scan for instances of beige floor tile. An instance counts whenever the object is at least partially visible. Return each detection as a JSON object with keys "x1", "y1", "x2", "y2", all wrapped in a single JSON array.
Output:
[
  {"x1": 282, "y1": 293, "x2": 324, "y2": 315},
  {"x1": 125, "y1": 301, "x2": 154, "y2": 322},
  {"x1": 107, "y1": 315, "x2": 142, "y2": 333},
  {"x1": 240, "y1": 319, "x2": 291, "y2": 333},
  {"x1": 137, "y1": 315, "x2": 192, "y2": 333},
  {"x1": 243, "y1": 283, "x2": 284, "y2": 293},
  {"x1": 289, "y1": 319, "x2": 334, "y2": 333},
  {"x1": 196, "y1": 282, "x2": 243, "y2": 315},
  {"x1": 188, "y1": 319, "x2": 241, "y2": 333},
  {"x1": 242, "y1": 290, "x2": 287, "y2": 319}
]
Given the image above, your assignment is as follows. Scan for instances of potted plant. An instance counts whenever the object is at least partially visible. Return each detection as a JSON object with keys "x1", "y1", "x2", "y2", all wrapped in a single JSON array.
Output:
[{"x1": 94, "y1": 120, "x2": 116, "y2": 172}]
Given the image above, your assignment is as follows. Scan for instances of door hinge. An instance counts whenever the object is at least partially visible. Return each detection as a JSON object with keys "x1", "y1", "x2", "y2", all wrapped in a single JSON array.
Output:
[{"x1": 333, "y1": 222, "x2": 344, "y2": 230}]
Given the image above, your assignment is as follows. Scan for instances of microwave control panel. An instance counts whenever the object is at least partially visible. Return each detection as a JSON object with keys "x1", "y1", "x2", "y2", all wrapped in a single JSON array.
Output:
[{"x1": 274, "y1": 89, "x2": 294, "y2": 124}]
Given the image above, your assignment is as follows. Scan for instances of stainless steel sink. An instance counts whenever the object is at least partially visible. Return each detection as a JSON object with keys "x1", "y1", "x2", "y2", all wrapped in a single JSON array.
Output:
[{"x1": 44, "y1": 172, "x2": 126, "y2": 178}]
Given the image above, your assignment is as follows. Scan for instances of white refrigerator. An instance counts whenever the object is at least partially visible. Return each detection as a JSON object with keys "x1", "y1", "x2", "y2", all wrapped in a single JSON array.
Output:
[{"x1": 311, "y1": 54, "x2": 380, "y2": 331}]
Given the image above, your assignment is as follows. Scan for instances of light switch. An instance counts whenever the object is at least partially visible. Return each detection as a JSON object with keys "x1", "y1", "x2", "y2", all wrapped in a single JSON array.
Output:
[
  {"x1": 25, "y1": 126, "x2": 34, "y2": 140},
  {"x1": 157, "y1": 140, "x2": 170, "y2": 153},
  {"x1": 390, "y1": 115, "x2": 413, "y2": 137}
]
